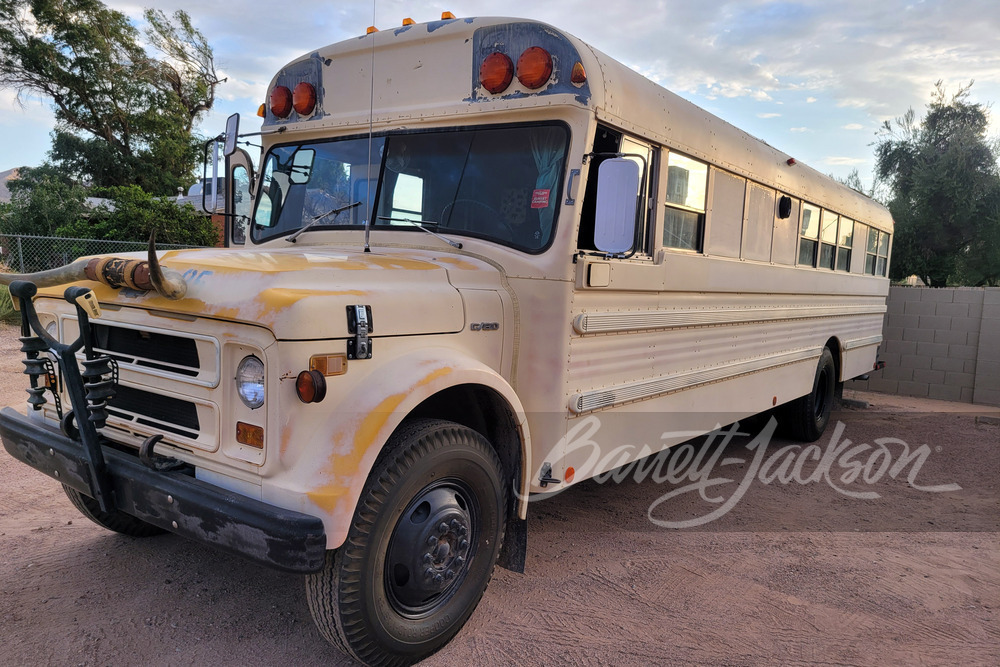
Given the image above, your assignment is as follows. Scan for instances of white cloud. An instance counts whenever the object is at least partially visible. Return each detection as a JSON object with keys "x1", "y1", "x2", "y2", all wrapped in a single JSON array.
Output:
[
  {"x1": 2, "y1": 0, "x2": 998, "y2": 184},
  {"x1": 826, "y1": 157, "x2": 868, "y2": 166},
  {"x1": 758, "y1": 113, "x2": 782, "y2": 119},
  {"x1": 842, "y1": 123, "x2": 865, "y2": 130}
]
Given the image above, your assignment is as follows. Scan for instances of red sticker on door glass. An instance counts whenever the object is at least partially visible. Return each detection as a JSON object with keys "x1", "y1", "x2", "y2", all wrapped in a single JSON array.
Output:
[{"x1": 531, "y1": 189, "x2": 550, "y2": 209}]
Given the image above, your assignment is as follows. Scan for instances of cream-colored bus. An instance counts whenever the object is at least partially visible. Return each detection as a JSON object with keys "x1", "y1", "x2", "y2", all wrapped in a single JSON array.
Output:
[{"x1": 1, "y1": 15, "x2": 891, "y2": 666}]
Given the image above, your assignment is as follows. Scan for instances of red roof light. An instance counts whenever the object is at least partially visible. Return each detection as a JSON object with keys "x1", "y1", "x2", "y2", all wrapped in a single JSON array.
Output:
[{"x1": 270, "y1": 85, "x2": 292, "y2": 118}]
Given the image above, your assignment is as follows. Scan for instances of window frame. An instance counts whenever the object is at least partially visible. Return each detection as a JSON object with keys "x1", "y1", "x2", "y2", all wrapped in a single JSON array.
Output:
[{"x1": 662, "y1": 151, "x2": 708, "y2": 252}]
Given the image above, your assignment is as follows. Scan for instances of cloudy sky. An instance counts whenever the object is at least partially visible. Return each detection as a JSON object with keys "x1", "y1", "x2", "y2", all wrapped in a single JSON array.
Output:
[{"x1": 2, "y1": 0, "x2": 998, "y2": 187}]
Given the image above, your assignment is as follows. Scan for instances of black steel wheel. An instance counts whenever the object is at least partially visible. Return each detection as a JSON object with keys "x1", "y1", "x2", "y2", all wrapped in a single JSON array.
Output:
[
  {"x1": 782, "y1": 347, "x2": 837, "y2": 442},
  {"x1": 62, "y1": 485, "x2": 166, "y2": 537},
  {"x1": 306, "y1": 419, "x2": 507, "y2": 666}
]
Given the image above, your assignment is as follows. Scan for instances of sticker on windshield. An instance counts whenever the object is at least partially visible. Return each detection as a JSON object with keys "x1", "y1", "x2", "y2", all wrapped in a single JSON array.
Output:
[{"x1": 531, "y1": 189, "x2": 550, "y2": 209}]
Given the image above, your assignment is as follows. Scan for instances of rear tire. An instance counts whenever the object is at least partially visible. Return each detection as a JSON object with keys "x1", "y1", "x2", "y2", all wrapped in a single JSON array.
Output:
[
  {"x1": 305, "y1": 419, "x2": 507, "y2": 666},
  {"x1": 62, "y1": 485, "x2": 166, "y2": 537},
  {"x1": 782, "y1": 348, "x2": 836, "y2": 442}
]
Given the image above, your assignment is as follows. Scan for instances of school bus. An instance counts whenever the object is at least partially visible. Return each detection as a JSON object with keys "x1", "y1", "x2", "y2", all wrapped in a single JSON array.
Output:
[{"x1": 0, "y1": 14, "x2": 892, "y2": 666}]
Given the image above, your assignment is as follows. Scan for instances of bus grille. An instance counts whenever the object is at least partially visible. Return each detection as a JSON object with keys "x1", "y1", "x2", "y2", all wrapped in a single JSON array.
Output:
[
  {"x1": 107, "y1": 384, "x2": 201, "y2": 440},
  {"x1": 93, "y1": 323, "x2": 200, "y2": 377}
]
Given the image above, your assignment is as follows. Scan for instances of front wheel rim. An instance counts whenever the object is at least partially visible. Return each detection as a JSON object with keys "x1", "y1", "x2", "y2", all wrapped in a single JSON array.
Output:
[{"x1": 384, "y1": 480, "x2": 479, "y2": 618}]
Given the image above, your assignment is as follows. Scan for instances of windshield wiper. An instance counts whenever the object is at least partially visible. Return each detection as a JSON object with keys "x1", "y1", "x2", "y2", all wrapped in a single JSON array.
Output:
[
  {"x1": 376, "y1": 216, "x2": 463, "y2": 249},
  {"x1": 286, "y1": 200, "x2": 362, "y2": 243}
]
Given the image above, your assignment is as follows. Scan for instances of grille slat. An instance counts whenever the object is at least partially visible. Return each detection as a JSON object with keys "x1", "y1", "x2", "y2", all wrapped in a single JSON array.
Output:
[
  {"x1": 93, "y1": 324, "x2": 200, "y2": 376},
  {"x1": 106, "y1": 384, "x2": 200, "y2": 439}
]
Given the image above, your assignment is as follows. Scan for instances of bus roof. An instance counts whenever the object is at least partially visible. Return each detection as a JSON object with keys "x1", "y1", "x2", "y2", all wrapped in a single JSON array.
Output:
[{"x1": 261, "y1": 16, "x2": 892, "y2": 233}]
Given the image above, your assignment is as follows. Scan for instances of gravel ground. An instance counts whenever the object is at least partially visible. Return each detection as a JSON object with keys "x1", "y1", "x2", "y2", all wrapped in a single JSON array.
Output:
[{"x1": 1, "y1": 321, "x2": 998, "y2": 666}]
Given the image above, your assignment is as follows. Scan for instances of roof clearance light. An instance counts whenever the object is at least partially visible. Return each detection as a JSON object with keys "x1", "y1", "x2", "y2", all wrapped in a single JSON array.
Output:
[
  {"x1": 402, "y1": 17, "x2": 415, "y2": 26},
  {"x1": 571, "y1": 61, "x2": 587, "y2": 84},
  {"x1": 480, "y1": 52, "x2": 514, "y2": 94},
  {"x1": 367, "y1": 25, "x2": 378, "y2": 34},
  {"x1": 257, "y1": 103, "x2": 266, "y2": 118},
  {"x1": 269, "y1": 85, "x2": 292, "y2": 118},
  {"x1": 517, "y1": 46, "x2": 553, "y2": 90},
  {"x1": 293, "y1": 82, "x2": 317, "y2": 116},
  {"x1": 441, "y1": 11, "x2": 456, "y2": 19}
]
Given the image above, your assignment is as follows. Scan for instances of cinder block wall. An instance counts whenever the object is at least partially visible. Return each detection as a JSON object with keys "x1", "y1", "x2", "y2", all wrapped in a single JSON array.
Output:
[{"x1": 847, "y1": 286, "x2": 1000, "y2": 406}]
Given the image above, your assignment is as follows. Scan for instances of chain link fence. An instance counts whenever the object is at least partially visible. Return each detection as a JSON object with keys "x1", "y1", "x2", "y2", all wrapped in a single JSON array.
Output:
[{"x1": 0, "y1": 234, "x2": 201, "y2": 274}]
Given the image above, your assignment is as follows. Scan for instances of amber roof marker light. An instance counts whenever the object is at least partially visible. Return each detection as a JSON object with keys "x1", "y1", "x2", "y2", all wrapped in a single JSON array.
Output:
[
  {"x1": 517, "y1": 46, "x2": 553, "y2": 90},
  {"x1": 480, "y1": 52, "x2": 514, "y2": 94}
]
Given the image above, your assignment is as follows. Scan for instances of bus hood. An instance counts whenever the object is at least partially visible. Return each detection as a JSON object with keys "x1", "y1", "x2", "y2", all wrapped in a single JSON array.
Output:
[{"x1": 59, "y1": 246, "x2": 475, "y2": 340}]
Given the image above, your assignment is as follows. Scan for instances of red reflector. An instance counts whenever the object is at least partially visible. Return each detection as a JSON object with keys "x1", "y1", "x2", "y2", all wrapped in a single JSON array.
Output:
[
  {"x1": 517, "y1": 47, "x2": 553, "y2": 90},
  {"x1": 296, "y1": 369, "x2": 327, "y2": 404},
  {"x1": 270, "y1": 85, "x2": 292, "y2": 118},
  {"x1": 293, "y1": 82, "x2": 317, "y2": 116},
  {"x1": 480, "y1": 52, "x2": 514, "y2": 94},
  {"x1": 565, "y1": 467, "x2": 575, "y2": 483}
]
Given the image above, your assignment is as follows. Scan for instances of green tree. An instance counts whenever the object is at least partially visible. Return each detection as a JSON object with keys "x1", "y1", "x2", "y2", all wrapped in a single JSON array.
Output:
[
  {"x1": 56, "y1": 185, "x2": 218, "y2": 247},
  {"x1": 0, "y1": 164, "x2": 88, "y2": 237},
  {"x1": 0, "y1": 1, "x2": 220, "y2": 195},
  {"x1": 875, "y1": 82, "x2": 1000, "y2": 286}
]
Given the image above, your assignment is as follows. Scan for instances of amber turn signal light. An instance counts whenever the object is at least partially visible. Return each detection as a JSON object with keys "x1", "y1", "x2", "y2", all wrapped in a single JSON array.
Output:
[
  {"x1": 480, "y1": 52, "x2": 514, "y2": 94},
  {"x1": 236, "y1": 422, "x2": 264, "y2": 449},
  {"x1": 517, "y1": 46, "x2": 553, "y2": 90},
  {"x1": 296, "y1": 369, "x2": 327, "y2": 403}
]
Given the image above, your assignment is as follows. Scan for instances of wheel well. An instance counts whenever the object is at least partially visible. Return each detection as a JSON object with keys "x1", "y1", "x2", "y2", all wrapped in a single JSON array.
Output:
[
  {"x1": 406, "y1": 384, "x2": 522, "y2": 490},
  {"x1": 824, "y1": 336, "x2": 843, "y2": 382}
]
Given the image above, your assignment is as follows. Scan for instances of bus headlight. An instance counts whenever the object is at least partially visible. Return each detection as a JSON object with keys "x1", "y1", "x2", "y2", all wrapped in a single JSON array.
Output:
[{"x1": 236, "y1": 356, "x2": 265, "y2": 409}]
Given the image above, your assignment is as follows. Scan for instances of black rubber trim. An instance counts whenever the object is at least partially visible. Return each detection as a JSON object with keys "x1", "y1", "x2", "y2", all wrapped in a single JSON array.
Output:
[{"x1": 0, "y1": 407, "x2": 326, "y2": 573}]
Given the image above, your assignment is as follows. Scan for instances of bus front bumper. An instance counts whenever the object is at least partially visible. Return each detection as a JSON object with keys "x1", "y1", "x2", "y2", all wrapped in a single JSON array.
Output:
[{"x1": 0, "y1": 407, "x2": 327, "y2": 574}]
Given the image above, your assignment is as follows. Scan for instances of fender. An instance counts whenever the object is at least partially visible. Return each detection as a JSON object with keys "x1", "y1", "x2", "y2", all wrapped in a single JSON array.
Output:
[{"x1": 267, "y1": 346, "x2": 531, "y2": 549}]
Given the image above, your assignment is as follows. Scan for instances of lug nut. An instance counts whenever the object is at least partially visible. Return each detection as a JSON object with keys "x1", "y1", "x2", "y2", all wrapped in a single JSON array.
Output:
[
  {"x1": 422, "y1": 553, "x2": 432, "y2": 564},
  {"x1": 444, "y1": 569, "x2": 455, "y2": 580},
  {"x1": 433, "y1": 574, "x2": 443, "y2": 584},
  {"x1": 427, "y1": 536, "x2": 438, "y2": 546},
  {"x1": 438, "y1": 522, "x2": 449, "y2": 535},
  {"x1": 458, "y1": 539, "x2": 469, "y2": 551},
  {"x1": 424, "y1": 568, "x2": 434, "y2": 580},
  {"x1": 455, "y1": 556, "x2": 465, "y2": 567}
]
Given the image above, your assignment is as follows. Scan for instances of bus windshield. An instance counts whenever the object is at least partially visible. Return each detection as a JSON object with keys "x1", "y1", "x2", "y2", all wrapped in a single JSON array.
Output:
[{"x1": 251, "y1": 123, "x2": 568, "y2": 251}]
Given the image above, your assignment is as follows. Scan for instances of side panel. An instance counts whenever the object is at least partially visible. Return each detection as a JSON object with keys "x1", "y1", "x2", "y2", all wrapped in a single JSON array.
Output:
[{"x1": 553, "y1": 253, "x2": 887, "y2": 486}]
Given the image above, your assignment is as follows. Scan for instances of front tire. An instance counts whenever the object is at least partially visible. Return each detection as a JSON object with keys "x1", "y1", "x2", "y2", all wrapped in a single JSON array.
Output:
[
  {"x1": 306, "y1": 419, "x2": 507, "y2": 666},
  {"x1": 782, "y1": 348, "x2": 836, "y2": 442},
  {"x1": 62, "y1": 485, "x2": 166, "y2": 537}
]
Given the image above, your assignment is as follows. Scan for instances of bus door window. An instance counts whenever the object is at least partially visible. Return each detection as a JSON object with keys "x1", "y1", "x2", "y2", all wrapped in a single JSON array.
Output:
[
  {"x1": 578, "y1": 125, "x2": 656, "y2": 255},
  {"x1": 620, "y1": 136, "x2": 657, "y2": 254}
]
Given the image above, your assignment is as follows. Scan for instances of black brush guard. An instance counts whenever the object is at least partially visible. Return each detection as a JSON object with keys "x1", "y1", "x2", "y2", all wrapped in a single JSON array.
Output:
[{"x1": 0, "y1": 281, "x2": 326, "y2": 573}]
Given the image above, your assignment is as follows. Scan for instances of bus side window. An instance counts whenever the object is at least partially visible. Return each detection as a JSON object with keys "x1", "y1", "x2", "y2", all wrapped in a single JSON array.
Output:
[{"x1": 663, "y1": 152, "x2": 707, "y2": 251}]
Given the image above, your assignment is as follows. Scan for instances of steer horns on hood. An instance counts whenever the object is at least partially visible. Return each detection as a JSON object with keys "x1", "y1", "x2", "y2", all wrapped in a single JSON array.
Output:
[{"x1": 0, "y1": 232, "x2": 187, "y2": 300}]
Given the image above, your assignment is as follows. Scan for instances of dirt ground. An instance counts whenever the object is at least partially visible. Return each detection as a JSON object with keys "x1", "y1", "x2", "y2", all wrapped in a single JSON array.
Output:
[{"x1": 1, "y1": 320, "x2": 998, "y2": 666}]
